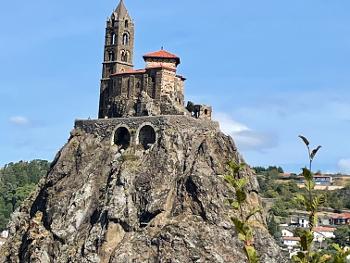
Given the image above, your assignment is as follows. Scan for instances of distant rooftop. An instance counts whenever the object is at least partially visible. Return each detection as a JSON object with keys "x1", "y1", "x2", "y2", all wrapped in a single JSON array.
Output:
[{"x1": 313, "y1": 226, "x2": 336, "y2": 232}]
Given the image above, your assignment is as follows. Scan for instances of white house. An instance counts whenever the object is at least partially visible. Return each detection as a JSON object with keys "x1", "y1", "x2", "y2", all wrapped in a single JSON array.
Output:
[
  {"x1": 298, "y1": 217, "x2": 309, "y2": 228},
  {"x1": 289, "y1": 214, "x2": 309, "y2": 228},
  {"x1": 281, "y1": 229, "x2": 294, "y2": 237},
  {"x1": 282, "y1": 236, "x2": 300, "y2": 248},
  {"x1": 313, "y1": 226, "x2": 336, "y2": 243}
]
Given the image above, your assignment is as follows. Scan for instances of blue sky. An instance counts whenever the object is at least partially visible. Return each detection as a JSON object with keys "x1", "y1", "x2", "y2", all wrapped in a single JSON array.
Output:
[{"x1": 1, "y1": 0, "x2": 350, "y2": 173}]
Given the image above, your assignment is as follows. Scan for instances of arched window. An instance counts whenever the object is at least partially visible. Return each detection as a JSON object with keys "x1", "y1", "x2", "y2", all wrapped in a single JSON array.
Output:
[
  {"x1": 109, "y1": 51, "x2": 115, "y2": 61},
  {"x1": 121, "y1": 51, "x2": 128, "y2": 62},
  {"x1": 125, "y1": 20, "x2": 129, "y2": 28},
  {"x1": 125, "y1": 51, "x2": 129, "y2": 62},
  {"x1": 111, "y1": 33, "x2": 116, "y2": 45},
  {"x1": 122, "y1": 33, "x2": 129, "y2": 45},
  {"x1": 111, "y1": 15, "x2": 115, "y2": 27}
]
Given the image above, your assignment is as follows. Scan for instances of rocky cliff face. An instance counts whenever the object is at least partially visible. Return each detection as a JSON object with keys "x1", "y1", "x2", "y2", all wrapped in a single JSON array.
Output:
[{"x1": 0, "y1": 116, "x2": 285, "y2": 262}]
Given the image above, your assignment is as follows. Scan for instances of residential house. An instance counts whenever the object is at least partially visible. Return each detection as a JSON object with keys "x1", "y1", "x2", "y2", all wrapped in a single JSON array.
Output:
[
  {"x1": 313, "y1": 226, "x2": 336, "y2": 242},
  {"x1": 282, "y1": 236, "x2": 300, "y2": 248},
  {"x1": 281, "y1": 229, "x2": 294, "y2": 237},
  {"x1": 329, "y1": 213, "x2": 350, "y2": 225}
]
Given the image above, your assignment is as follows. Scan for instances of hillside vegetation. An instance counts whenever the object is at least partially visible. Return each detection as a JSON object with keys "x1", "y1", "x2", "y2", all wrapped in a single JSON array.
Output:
[
  {"x1": 256, "y1": 166, "x2": 350, "y2": 214},
  {"x1": 0, "y1": 160, "x2": 50, "y2": 230}
]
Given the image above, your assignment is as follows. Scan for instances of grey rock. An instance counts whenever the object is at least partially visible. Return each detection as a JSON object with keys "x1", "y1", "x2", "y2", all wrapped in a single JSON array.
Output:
[{"x1": 0, "y1": 116, "x2": 286, "y2": 262}]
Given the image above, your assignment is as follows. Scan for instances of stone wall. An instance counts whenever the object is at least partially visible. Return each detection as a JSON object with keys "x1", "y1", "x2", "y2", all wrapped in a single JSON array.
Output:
[
  {"x1": 145, "y1": 58, "x2": 177, "y2": 69},
  {"x1": 98, "y1": 68, "x2": 187, "y2": 119},
  {"x1": 75, "y1": 115, "x2": 219, "y2": 149}
]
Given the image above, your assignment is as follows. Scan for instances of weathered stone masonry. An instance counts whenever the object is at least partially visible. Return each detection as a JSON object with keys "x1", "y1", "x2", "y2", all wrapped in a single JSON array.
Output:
[
  {"x1": 75, "y1": 116, "x2": 220, "y2": 151},
  {"x1": 98, "y1": 0, "x2": 211, "y2": 120}
]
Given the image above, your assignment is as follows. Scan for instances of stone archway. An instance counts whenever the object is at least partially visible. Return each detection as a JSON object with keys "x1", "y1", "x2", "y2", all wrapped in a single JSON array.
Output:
[
  {"x1": 114, "y1": 127, "x2": 131, "y2": 149},
  {"x1": 138, "y1": 125, "x2": 156, "y2": 150}
]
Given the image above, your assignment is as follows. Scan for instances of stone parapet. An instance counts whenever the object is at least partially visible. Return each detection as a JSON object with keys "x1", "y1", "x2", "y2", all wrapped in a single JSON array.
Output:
[{"x1": 75, "y1": 115, "x2": 220, "y2": 145}]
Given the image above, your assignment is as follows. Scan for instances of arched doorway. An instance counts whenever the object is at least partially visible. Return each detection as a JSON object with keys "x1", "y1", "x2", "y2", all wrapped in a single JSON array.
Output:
[
  {"x1": 114, "y1": 127, "x2": 131, "y2": 149},
  {"x1": 138, "y1": 125, "x2": 156, "y2": 150}
]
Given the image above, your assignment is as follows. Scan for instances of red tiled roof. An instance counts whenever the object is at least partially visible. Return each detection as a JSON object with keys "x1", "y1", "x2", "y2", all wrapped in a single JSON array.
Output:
[
  {"x1": 144, "y1": 50, "x2": 178, "y2": 59},
  {"x1": 143, "y1": 50, "x2": 180, "y2": 65},
  {"x1": 313, "y1": 226, "x2": 336, "y2": 232},
  {"x1": 111, "y1": 69, "x2": 146, "y2": 76},
  {"x1": 331, "y1": 213, "x2": 350, "y2": 219}
]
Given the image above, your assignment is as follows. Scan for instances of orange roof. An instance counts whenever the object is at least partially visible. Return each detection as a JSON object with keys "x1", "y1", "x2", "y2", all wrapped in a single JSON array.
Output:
[
  {"x1": 143, "y1": 50, "x2": 180, "y2": 65},
  {"x1": 313, "y1": 226, "x2": 336, "y2": 232},
  {"x1": 331, "y1": 213, "x2": 350, "y2": 219}
]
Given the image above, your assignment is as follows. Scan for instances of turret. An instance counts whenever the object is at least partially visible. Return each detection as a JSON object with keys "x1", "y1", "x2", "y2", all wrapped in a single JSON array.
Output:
[{"x1": 143, "y1": 50, "x2": 180, "y2": 70}]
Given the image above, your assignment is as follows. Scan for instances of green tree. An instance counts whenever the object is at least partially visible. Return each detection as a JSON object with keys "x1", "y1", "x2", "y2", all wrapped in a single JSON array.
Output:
[
  {"x1": 267, "y1": 215, "x2": 281, "y2": 239},
  {"x1": 253, "y1": 166, "x2": 266, "y2": 174},
  {"x1": 333, "y1": 226, "x2": 350, "y2": 247},
  {"x1": 0, "y1": 160, "x2": 50, "y2": 230},
  {"x1": 270, "y1": 199, "x2": 289, "y2": 217}
]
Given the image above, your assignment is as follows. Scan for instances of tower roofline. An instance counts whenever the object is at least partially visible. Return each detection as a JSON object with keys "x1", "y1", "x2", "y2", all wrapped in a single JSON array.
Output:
[{"x1": 114, "y1": 0, "x2": 129, "y2": 19}]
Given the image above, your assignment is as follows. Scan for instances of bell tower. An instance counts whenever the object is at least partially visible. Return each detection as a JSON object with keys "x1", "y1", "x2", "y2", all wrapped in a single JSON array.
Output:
[
  {"x1": 102, "y1": 0, "x2": 134, "y2": 78},
  {"x1": 99, "y1": 0, "x2": 134, "y2": 118}
]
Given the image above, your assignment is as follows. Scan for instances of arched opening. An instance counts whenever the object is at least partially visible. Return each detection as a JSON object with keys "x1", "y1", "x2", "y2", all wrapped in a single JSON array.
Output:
[
  {"x1": 204, "y1": 109, "x2": 208, "y2": 115},
  {"x1": 109, "y1": 51, "x2": 115, "y2": 61},
  {"x1": 112, "y1": 33, "x2": 116, "y2": 45},
  {"x1": 139, "y1": 125, "x2": 156, "y2": 150},
  {"x1": 121, "y1": 51, "x2": 128, "y2": 62},
  {"x1": 125, "y1": 20, "x2": 129, "y2": 28},
  {"x1": 109, "y1": 65, "x2": 114, "y2": 74},
  {"x1": 122, "y1": 33, "x2": 129, "y2": 45},
  {"x1": 114, "y1": 127, "x2": 131, "y2": 149},
  {"x1": 111, "y1": 15, "x2": 115, "y2": 27}
]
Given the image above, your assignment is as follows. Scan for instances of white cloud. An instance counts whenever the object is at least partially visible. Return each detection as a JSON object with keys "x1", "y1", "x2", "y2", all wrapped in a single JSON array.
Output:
[
  {"x1": 214, "y1": 112, "x2": 249, "y2": 134},
  {"x1": 9, "y1": 116, "x2": 30, "y2": 126},
  {"x1": 338, "y1": 158, "x2": 350, "y2": 174},
  {"x1": 213, "y1": 112, "x2": 278, "y2": 151}
]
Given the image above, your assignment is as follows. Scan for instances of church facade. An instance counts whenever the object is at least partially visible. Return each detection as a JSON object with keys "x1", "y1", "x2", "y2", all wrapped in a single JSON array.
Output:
[{"x1": 98, "y1": 0, "x2": 212, "y2": 120}]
